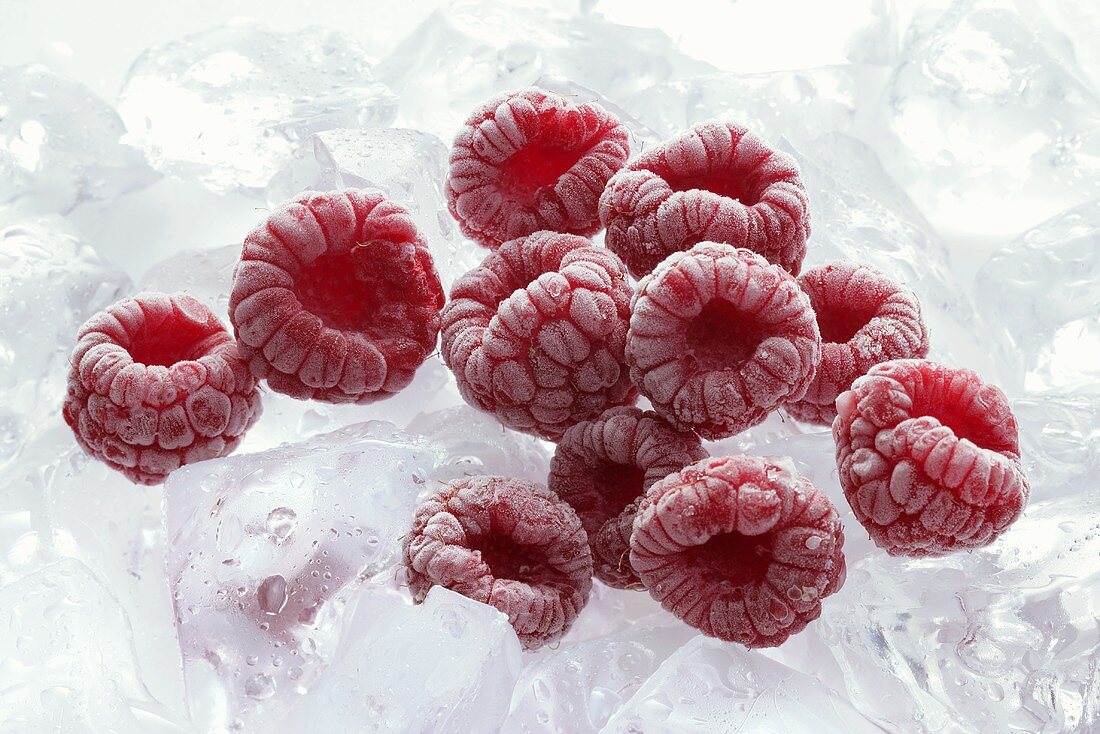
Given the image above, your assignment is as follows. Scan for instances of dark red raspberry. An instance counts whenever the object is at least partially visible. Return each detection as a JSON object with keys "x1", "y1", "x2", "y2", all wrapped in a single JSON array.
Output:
[
  {"x1": 402, "y1": 475, "x2": 593, "y2": 650},
  {"x1": 786, "y1": 262, "x2": 930, "y2": 426},
  {"x1": 630, "y1": 455, "x2": 846, "y2": 648},
  {"x1": 229, "y1": 189, "x2": 445, "y2": 404},
  {"x1": 445, "y1": 87, "x2": 631, "y2": 249},
  {"x1": 441, "y1": 230, "x2": 636, "y2": 441},
  {"x1": 626, "y1": 243, "x2": 820, "y2": 440},
  {"x1": 599, "y1": 121, "x2": 809, "y2": 279},
  {"x1": 62, "y1": 292, "x2": 262, "y2": 485},
  {"x1": 548, "y1": 406, "x2": 707, "y2": 589},
  {"x1": 834, "y1": 359, "x2": 1029, "y2": 557}
]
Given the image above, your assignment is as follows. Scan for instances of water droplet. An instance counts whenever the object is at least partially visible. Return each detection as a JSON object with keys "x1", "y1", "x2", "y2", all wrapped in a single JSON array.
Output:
[
  {"x1": 804, "y1": 535, "x2": 822, "y2": 550},
  {"x1": 257, "y1": 575, "x2": 288, "y2": 615},
  {"x1": 244, "y1": 673, "x2": 275, "y2": 700},
  {"x1": 266, "y1": 507, "x2": 297, "y2": 541}
]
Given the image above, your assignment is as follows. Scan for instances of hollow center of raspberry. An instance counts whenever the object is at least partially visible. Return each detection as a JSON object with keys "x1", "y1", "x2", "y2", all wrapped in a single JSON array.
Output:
[
  {"x1": 662, "y1": 170, "x2": 762, "y2": 205},
  {"x1": 914, "y1": 395, "x2": 1015, "y2": 455},
  {"x1": 500, "y1": 145, "x2": 587, "y2": 201},
  {"x1": 128, "y1": 318, "x2": 219, "y2": 367},
  {"x1": 478, "y1": 534, "x2": 554, "y2": 584},
  {"x1": 686, "y1": 299, "x2": 767, "y2": 371},
  {"x1": 294, "y1": 247, "x2": 396, "y2": 334},
  {"x1": 687, "y1": 530, "x2": 775, "y2": 588},
  {"x1": 814, "y1": 301, "x2": 877, "y2": 344},
  {"x1": 594, "y1": 461, "x2": 647, "y2": 522}
]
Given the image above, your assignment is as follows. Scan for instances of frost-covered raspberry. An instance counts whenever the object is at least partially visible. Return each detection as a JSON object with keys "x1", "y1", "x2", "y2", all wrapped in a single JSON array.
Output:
[
  {"x1": 548, "y1": 406, "x2": 707, "y2": 589},
  {"x1": 834, "y1": 359, "x2": 1029, "y2": 557},
  {"x1": 63, "y1": 292, "x2": 262, "y2": 485},
  {"x1": 403, "y1": 475, "x2": 593, "y2": 650},
  {"x1": 785, "y1": 262, "x2": 930, "y2": 425},
  {"x1": 441, "y1": 231, "x2": 636, "y2": 440},
  {"x1": 627, "y1": 243, "x2": 820, "y2": 440},
  {"x1": 446, "y1": 87, "x2": 631, "y2": 249},
  {"x1": 631, "y1": 455, "x2": 846, "y2": 648},
  {"x1": 599, "y1": 121, "x2": 809, "y2": 279},
  {"x1": 229, "y1": 189, "x2": 445, "y2": 403}
]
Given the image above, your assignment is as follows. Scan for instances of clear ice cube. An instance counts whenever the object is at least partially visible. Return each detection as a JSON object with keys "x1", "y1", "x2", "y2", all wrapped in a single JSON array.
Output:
[{"x1": 118, "y1": 21, "x2": 398, "y2": 192}]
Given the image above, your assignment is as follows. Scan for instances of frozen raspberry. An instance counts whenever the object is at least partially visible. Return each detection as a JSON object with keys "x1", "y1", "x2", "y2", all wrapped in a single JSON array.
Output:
[
  {"x1": 402, "y1": 475, "x2": 593, "y2": 650},
  {"x1": 599, "y1": 121, "x2": 809, "y2": 279},
  {"x1": 229, "y1": 189, "x2": 445, "y2": 403},
  {"x1": 834, "y1": 359, "x2": 1029, "y2": 557},
  {"x1": 445, "y1": 87, "x2": 631, "y2": 249},
  {"x1": 785, "y1": 262, "x2": 930, "y2": 426},
  {"x1": 441, "y1": 230, "x2": 636, "y2": 440},
  {"x1": 62, "y1": 292, "x2": 262, "y2": 485},
  {"x1": 548, "y1": 406, "x2": 707, "y2": 589},
  {"x1": 630, "y1": 455, "x2": 846, "y2": 648},
  {"x1": 626, "y1": 243, "x2": 820, "y2": 440}
]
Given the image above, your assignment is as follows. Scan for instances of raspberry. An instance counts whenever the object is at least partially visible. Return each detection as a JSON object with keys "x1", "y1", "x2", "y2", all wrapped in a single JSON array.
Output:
[
  {"x1": 445, "y1": 87, "x2": 631, "y2": 249},
  {"x1": 548, "y1": 406, "x2": 707, "y2": 589},
  {"x1": 833, "y1": 359, "x2": 1029, "y2": 557},
  {"x1": 785, "y1": 262, "x2": 930, "y2": 426},
  {"x1": 402, "y1": 475, "x2": 593, "y2": 650},
  {"x1": 441, "y1": 230, "x2": 636, "y2": 440},
  {"x1": 626, "y1": 243, "x2": 820, "y2": 440},
  {"x1": 599, "y1": 121, "x2": 809, "y2": 279},
  {"x1": 62, "y1": 292, "x2": 262, "y2": 485},
  {"x1": 630, "y1": 455, "x2": 846, "y2": 648},
  {"x1": 229, "y1": 189, "x2": 445, "y2": 404}
]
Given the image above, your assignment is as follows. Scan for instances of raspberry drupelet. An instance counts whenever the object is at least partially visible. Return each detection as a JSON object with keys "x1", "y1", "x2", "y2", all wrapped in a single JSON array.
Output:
[
  {"x1": 446, "y1": 87, "x2": 631, "y2": 249},
  {"x1": 441, "y1": 230, "x2": 637, "y2": 441},
  {"x1": 599, "y1": 121, "x2": 810, "y2": 279},
  {"x1": 786, "y1": 261, "x2": 930, "y2": 426},
  {"x1": 63, "y1": 292, "x2": 262, "y2": 484},
  {"x1": 833, "y1": 359, "x2": 1030, "y2": 557},
  {"x1": 229, "y1": 189, "x2": 445, "y2": 404},
  {"x1": 402, "y1": 475, "x2": 594, "y2": 650},
  {"x1": 548, "y1": 406, "x2": 708, "y2": 589},
  {"x1": 626, "y1": 243, "x2": 820, "y2": 440},
  {"x1": 630, "y1": 454, "x2": 846, "y2": 648}
]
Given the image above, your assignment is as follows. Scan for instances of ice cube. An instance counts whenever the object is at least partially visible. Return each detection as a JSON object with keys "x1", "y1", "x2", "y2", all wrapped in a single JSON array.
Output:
[
  {"x1": 880, "y1": 0, "x2": 1100, "y2": 242},
  {"x1": 118, "y1": 21, "x2": 398, "y2": 193},
  {"x1": 0, "y1": 65, "x2": 154, "y2": 214},
  {"x1": 505, "y1": 617, "x2": 693, "y2": 733},
  {"x1": 0, "y1": 559, "x2": 193, "y2": 732},
  {"x1": 974, "y1": 198, "x2": 1100, "y2": 396},
  {"x1": 816, "y1": 496, "x2": 1100, "y2": 733},
  {"x1": 1013, "y1": 395, "x2": 1100, "y2": 500},
  {"x1": 164, "y1": 421, "x2": 439, "y2": 731},
  {"x1": 601, "y1": 635, "x2": 882, "y2": 733},
  {"x1": 278, "y1": 586, "x2": 522, "y2": 734},
  {"x1": 0, "y1": 213, "x2": 131, "y2": 461},
  {"x1": 139, "y1": 242, "x2": 238, "y2": 318},
  {"x1": 375, "y1": 0, "x2": 712, "y2": 141},
  {"x1": 266, "y1": 127, "x2": 476, "y2": 288}
]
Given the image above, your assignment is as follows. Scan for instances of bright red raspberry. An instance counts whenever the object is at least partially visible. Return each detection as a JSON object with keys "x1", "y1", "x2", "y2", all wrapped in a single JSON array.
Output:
[
  {"x1": 62, "y1": 292, "x2": 262, "y2": 485},
  {"x1": 441, "y1": 231, "x2": 636, "y2": 440},
  {"x1": 402, "y1": 475, "x2": 593, "y2": 650},
  {"x1": 548, "y1": 406, "x2": 707, "y2": 589},
  {"x1": 834, "y1": 359, "x2": 1029, "y2": 557},
  {"x1": 599, "y1": 121, "x2": 809, "y2": 279},
  {"x1": 445, "y1": 87, "x2": 631, "y2": 249},
  {"x1": 630, "y1": 455, "x2": 846, "y2": 648},
  {"x1": 229, "y1": 189, "x2": 445, "y2": 403},
  {"x1": 627, "y1": 243, "x2": 820, "y2": 440},
  {"x1": 786, "y1": 262, "x2": 930, "y2": 426}
]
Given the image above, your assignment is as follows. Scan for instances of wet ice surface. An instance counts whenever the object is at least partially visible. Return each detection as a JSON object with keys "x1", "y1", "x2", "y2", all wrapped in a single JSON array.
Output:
[{"x1": 3, "y1": 0, "x2": 1100, "y2": 731}]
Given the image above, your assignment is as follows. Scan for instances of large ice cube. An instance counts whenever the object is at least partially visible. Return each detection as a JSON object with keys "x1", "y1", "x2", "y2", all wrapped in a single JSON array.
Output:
[
  {"x1": 974, "y1": 198, "x2": 1100, "y2": 396},
  {"x1": 278, "y1": 586, "x2": 522, "y2": 734},
  {"x1": 0, "y1": 559, "x2": 192, "y2": 732},
  {"x1": 1013, "y1": 395, "x2": 1100, "y2": 500},
  {"x1": 880, "y1": 0, "x2": 1100, "y2": 242},
  {"x1": 601, "y1": 635, "x2": 882, "y2": 733},
  {"x1": 817, "y1": 496, "x2": 1100, "y2": 733},
  {"x1": 118, "y1": 21, "x2": 398, "y2": 193},
  {"x1": 164, "y1": 421, "x2": 439, "y2": 731},
  {"x1": 0, "y1": 65, "x2": 154, "y2": 214},
  {"x1": 0, "y1": 214, "x2": 131, "y2": 461},
  {"x1": 375, "y1": 0, "x2": 712, "y2": 141}
]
